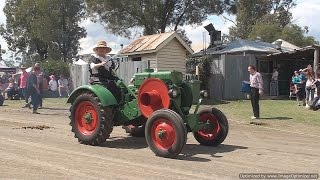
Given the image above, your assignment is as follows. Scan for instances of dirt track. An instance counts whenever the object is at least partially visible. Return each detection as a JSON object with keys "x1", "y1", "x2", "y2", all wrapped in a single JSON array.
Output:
[{"x1": 0, "y1": 106, "x2": 319, "y2": 180}]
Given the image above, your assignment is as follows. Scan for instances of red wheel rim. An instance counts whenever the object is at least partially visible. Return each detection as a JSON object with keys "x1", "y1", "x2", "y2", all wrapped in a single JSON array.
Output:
[
  {"x1": 151, "y1": 118, "x2": 176, "y2": 150},
  {"x1": 197, "y1": 112, "x2": 221, "y2": 140},
  {"x1": 75, "y1": 101, "x2": 98, "y2": 135},
  {"x1": 138, "y1": 78, "x2": 170, "y2": 118}
]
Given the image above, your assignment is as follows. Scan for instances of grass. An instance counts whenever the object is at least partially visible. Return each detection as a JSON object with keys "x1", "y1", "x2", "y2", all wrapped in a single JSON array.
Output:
[
  {"x1": 211, "y1": 99, "x2": 320, "y2": 125},
  {"x1": 2, "y1": 98, "x2": 319, "y2": 125},
  {"x1": 1, "y1": 98, "x2": 69, "y2": 109}
]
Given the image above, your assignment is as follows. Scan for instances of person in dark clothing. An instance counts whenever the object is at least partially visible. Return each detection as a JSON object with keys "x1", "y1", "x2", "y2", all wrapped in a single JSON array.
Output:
[
  {"x1": 89, "y1": 40, "x2": 121, "y2": 102},
  {"x1": 310, "y1": 75, "x2": 320, "y2": 110},
  {"x1": 27, "y1": 66, "x2": 41, "y2": 114}
]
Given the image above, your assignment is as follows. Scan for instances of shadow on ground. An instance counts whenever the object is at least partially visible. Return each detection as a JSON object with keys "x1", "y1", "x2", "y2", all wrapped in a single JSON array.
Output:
[
  {"x1": 259, "y1": 117, "x2": 293, "y2": 120},
  {"x1": 40, "y1": 107, "x2": 69, "y2": 111},
  {"x1": 201, "y1": 99, "x2": 230, "y2": 105},
  {"x1": 178, "y1": 144, "x2": 248, "y2": 162},
  {"x1": 100, "y1": 136, "x2": 148, "y2": 149},
  {"x1": 100, "y1": 135, "x2": 248, "y2": 162}
]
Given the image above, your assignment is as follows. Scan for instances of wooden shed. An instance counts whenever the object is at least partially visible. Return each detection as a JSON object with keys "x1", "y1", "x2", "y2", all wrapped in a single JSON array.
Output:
[{"x1": 120, "y1": 32, "x2": 194, "y2": 74}]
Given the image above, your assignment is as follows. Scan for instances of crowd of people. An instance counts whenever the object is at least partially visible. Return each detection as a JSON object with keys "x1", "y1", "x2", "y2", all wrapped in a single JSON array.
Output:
[
  {"x1": 0, "y1": 63, "x2": 70, "y2": 114},
  {"x1": 291, "y1": 65, "x2": 320, "y2": 110}
]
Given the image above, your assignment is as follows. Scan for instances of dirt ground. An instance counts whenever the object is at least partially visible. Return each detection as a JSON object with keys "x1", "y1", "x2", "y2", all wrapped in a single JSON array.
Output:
[{"x1": 0, "y1": 104, "x2": 319, "y2": 180}]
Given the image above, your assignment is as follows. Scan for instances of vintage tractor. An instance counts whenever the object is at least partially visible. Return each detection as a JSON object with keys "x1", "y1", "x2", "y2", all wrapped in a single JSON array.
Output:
[{"x1": 67, "y1": 68, "x2": 228, "y2": 158}]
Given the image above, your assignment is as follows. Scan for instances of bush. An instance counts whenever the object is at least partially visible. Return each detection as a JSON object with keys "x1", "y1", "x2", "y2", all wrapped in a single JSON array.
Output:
[
  {"x1": 186, "y1": 55, "x2": 213, "y2": 91},
  {"x1": 40, "y1": 59, "x2": 70, "y2": 78}
]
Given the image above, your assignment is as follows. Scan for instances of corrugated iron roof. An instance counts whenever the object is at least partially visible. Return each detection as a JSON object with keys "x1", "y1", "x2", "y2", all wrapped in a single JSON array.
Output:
[
  {"x1": 192, "y1": 39, "x2": 283, "y2": 57},
  {"x1": 121, "y1": 32, "x2": 174, "y2": 54},
  {"x1": 121, "y1": 32, "x2": 193, "y2": 55}
]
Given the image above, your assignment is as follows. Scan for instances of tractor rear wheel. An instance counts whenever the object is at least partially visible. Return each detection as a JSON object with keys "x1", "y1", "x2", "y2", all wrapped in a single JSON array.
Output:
[
  {"x1": 193, "y1": 108, "x2": 228, "y2": 146},
  {"x1": 69, "y1": 93, "x2": 113, "y2": 146},
  {"x1": 145, "y1": 109, "x2": 187, "y2": 158}
]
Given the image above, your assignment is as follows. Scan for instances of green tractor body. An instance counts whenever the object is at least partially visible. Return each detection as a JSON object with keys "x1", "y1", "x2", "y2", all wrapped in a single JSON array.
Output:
[{"x1": 68, "y1": 68, "x2": 228, "y2": 158}]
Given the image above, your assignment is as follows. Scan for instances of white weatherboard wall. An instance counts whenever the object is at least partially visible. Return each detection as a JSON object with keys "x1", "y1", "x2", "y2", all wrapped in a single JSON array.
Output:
[
  {"x1": 70, "y1": 60, "x2": 148, "y2": 89},
  {"x1": 116, "y1": 60, "x2": 148, "y2": 85},
  {"x1": 157, "y1": 38, "x2": 187, "y2": 74}
]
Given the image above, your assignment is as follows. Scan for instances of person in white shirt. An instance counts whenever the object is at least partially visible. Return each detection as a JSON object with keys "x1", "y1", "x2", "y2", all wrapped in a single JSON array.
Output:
[
  {"x1": 248, "y1": 65, "x2": 263, "y2": 120},
  {"x1": 270, "y1": 67, "x2": 279, "y2": 96},
  {"x1": 58, "y1": 75, "x2": 70, "y2": 97},
  {"x1": 48, "y1": 75, "x2": 58, "y2": 92}
]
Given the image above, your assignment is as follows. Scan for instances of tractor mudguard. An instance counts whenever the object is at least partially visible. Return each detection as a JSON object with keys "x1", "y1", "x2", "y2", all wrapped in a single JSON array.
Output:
[{"x1": 67, "y1": 84, "x2": 117, "y2": 107}]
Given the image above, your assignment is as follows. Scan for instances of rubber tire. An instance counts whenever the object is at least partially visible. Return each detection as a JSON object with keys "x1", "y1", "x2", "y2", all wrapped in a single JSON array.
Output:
[
  {"x1": 70, "y1": 93, "x2": 113, "y2": 146},
  {"x1": 145, "y1": 109, "x2": 187, "y2": 158},
  {"x1": 193, "y1": 107, "x2": 229, "y2": 146}
]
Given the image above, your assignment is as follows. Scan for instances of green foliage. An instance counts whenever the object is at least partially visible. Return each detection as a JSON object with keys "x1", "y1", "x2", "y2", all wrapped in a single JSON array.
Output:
[
  {"x1": 85, "y1": 0, "x2": 236, "y2": 37},
  {"x1": 248, "y1": 23, "x2": 318, "y2": 46},
  {"x1": 40, "y1": 59, "x2": 70, "y2": 78},
  {"x1": 186, "y1": 55, "x2": 213, "y2": 90},
  {"x1": 229, "y1": 0, "x2": 317, "y2": 47},
  {"x1": 280, "y1": 24, "x2": 318, "y2": 47},
  {"x1": 229, "y1": 0, "x2": 296, "y2": 39},
  {"x1": 229, "y1": 0, "x2": 273, "y2": 39},
  {"x1": 248, "y1": 23, "x2": 283, "y2": 42},
  {"x1": 0, "y1": 0, "x2": 86, "y2": 62}
]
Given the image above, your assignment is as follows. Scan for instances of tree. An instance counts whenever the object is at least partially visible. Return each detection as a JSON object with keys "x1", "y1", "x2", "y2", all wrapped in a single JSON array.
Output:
[
  {"x1": 229, "y1": 0, "x2": 296, "y2": 39},
  {"x1": 0, "y1": 0, "x2": 86, "y2": 62},
  {"x1": 248, "y1": 23, "x2": 282, "y2": 42},
  {"x1": 85, "y1": 0, "x2": 237, "y2": 38},
  {"x1": 280, "y1": 24, "x2": 318, "y2": 47},
  {"x1": 248, "y1": 23, "x2": 318, "y2": 46}
]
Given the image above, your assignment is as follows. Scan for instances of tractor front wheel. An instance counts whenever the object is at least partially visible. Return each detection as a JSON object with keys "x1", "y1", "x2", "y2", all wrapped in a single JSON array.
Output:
[
  {"x1": 193, "y1": 108, "x2": 229, "y2": 146},
  {"x1": 70, "y1": 93, "x2": 113, "y2": 146},
  {"x1": 145, "y1": 109, "x2": 187, "y2": 158}
]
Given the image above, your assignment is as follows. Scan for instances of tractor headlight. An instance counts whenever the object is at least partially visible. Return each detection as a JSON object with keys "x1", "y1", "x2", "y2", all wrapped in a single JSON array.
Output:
[
  {"x1": 168, "y1": 88, "x2": 178, "y2": 98},
  {"x1": 200, "y1": 90, "x2": 208, "y2": 99}
]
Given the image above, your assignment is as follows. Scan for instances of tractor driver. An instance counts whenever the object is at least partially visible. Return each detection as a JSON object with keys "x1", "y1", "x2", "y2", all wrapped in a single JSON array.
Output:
[{"x1": 89, "y1": 40, "x2": 121, "y2": 102}]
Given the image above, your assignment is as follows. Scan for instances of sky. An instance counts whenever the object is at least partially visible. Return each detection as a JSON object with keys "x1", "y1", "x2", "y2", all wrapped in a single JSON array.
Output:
[{"x1": 0, "y1": 0, "x2": 320, "y2": 60}]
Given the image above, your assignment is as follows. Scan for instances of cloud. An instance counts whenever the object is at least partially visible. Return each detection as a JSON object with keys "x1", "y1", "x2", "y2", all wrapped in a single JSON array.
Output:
[
  {"x1": 0, "y1": 0, "x2": 7, "y2": 51},
  {"x1": 291, "y1": 0, "x2": 320, "y2": 41},
  {"x1": 78, "y1": 19, "x2": 132, "y2": 55}
]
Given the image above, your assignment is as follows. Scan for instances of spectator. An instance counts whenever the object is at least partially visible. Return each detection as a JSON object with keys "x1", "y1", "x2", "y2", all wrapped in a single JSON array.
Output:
[
  {"x1": 0, "y1": 81, "x2": 5, "y2": 91},
  {"x1": 38, "y1": 72, "x2": 44, "y2": 109},
  {"x1": 248, "y1": 65, "x2": 263, "y2": 120},
  {"x1": 19, "y1": 65, "x2": 30, "y2": 107},
  {"x1": 311, "y1": 78, "x2": 320, "y2": 111},
  {"x1": 26, "y1": 65, "x2": 41, "y2": 114},
  {"x1": 301, "y1": 65, "x2": 316, "y2": 108},
  {"x1": 292, "y1": 71, "x2": 304, "y2": 106},
  {"x1": 298, "y1": 69, "x2": 307, "y2": 106},
  {"x1": 58, "y1": 74, "x2": 70, "y2": 97},
  {"x1": 270, "y1": 67, "x2": 279, "y2": 96},
  {"x1": 48, "y1": 75, "x2": 58, "y2": 92},
  {"x1": 3, "y1": 78, "x2": 16, "y2": 100}
]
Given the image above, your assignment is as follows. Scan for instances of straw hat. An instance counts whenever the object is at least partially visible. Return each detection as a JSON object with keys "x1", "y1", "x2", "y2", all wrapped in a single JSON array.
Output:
[{"x1": 93, "y1": 40, "x2": 112, "y2": 53}]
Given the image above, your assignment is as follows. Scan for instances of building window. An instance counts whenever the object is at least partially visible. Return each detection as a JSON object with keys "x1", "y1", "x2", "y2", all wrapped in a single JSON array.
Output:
[{"x1": 132, "y1": 57, "x2": 142, "y2": 61}]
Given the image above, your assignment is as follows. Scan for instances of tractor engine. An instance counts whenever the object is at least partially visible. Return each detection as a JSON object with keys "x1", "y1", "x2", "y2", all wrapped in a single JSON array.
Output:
[{"x1": 133, "y1": 69, "x2": 194, "y2": 117}]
